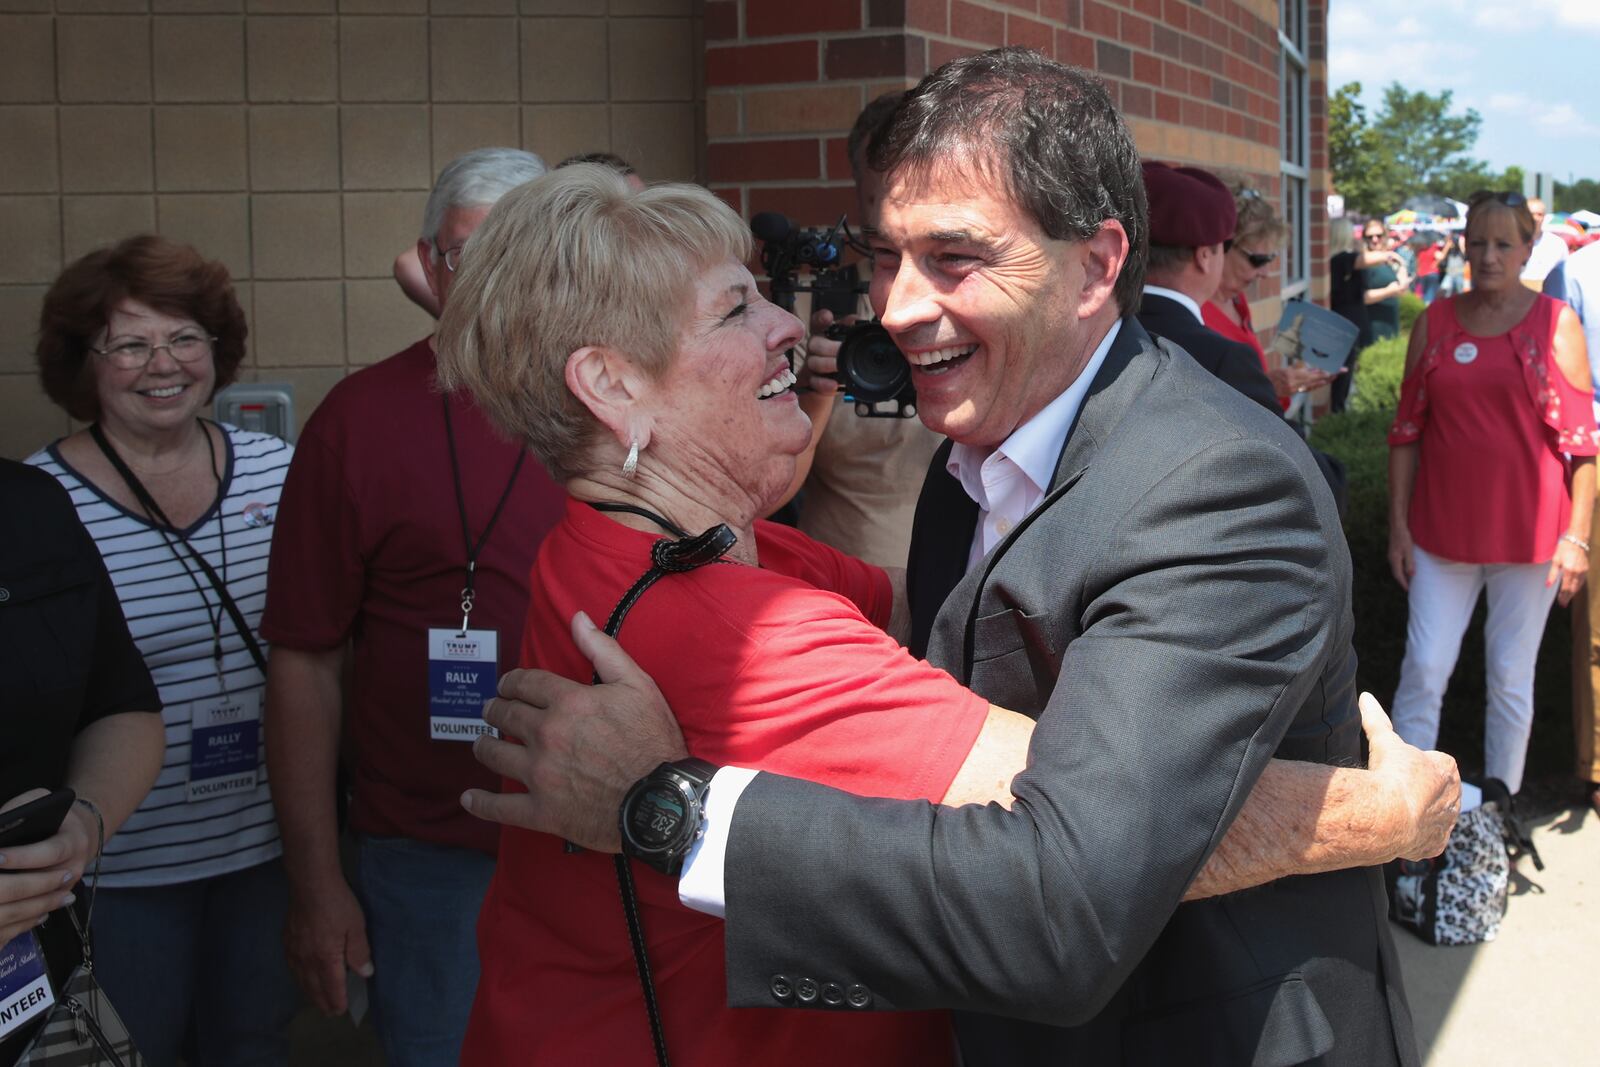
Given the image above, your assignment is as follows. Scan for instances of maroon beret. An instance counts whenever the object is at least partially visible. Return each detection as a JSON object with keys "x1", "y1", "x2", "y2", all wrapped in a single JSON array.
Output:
[{"x1": 1142, "y1": 161, "x2": 1236, "y2": 248}]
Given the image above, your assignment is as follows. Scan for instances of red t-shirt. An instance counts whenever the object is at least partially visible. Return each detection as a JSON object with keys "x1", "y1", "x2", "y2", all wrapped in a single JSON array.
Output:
[
  {"x1": 1388, "y1": 296, "x2": 1599, "y2": 563},
  {"x1": 1203, "y1": 297, "x2": 1290, "y2": 412},
  {"x1": 260, "y1": 339, "x2": 565, "y2": 853},
  {"x1": 463, "y1": 499, "x2": 989, "y2": 1066}
]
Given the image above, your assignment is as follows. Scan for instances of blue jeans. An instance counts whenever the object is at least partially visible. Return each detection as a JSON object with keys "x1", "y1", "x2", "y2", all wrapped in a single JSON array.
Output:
[
  {"x1": 91, "y1": 858, "x2": 298, "y2": 1067},
  {"x1": 353, "y1": 835, "x2": 495, "y2": 1067}
]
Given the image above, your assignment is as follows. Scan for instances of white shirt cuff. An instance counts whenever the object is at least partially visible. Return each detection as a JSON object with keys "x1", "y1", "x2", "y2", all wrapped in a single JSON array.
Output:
[{"x1": 677, "y1": 766, "x2": 759, "y2": 919}]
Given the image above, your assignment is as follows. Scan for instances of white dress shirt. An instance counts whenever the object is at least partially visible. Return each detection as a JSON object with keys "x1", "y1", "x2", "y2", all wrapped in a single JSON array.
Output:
[
  {"x1": 1140, "y1": 284, "x2": 1205, "y2": 324},
  {"x1": 678, "y1": 320, "x2": 1124, "y2": 917},
  {"x1": 1523, "y1": 231, "x2": 1569, "y2": 284}
]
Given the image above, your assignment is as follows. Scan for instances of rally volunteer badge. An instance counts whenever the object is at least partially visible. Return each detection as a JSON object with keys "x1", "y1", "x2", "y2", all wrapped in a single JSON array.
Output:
[
  {"x1": 1454, "y1": 342, "x2": 1478, "y2": 364},
  {"x1": 0, "y1": 932, "x2": 54, "y2": 1040},
  {"x1": 428, "y1": 628, "x2": 499, "y2": 741},
  {"x1": 188, "y1": 690, "x2": 263, "y2": 802}
]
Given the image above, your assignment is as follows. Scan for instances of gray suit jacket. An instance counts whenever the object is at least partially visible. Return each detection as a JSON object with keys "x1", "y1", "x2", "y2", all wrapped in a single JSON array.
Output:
[{"x1": 722, "y1": 319, "x2": 1415, "y2": 1066}]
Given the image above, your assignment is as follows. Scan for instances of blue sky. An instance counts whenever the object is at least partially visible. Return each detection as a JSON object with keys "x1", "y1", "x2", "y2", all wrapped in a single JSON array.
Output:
[{"x1": 1327, "y1": 0, "x2": 1600, "y2": 184}]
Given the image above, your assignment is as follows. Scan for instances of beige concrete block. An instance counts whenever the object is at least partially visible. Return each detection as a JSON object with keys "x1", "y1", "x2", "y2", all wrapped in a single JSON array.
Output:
[
  {"x1": 62, "y1": 195, "x2": 157, "y2": 261},
  {"x1": 251, "y1": 193, "x2": 341, "y2": 278},
  {"x1": 430, "y1": 105, "x2": 521, "y2": 176},
  {"x1": 340, "y1": 105, "x2": 431, "y2": 190},
  {"x1": 154, "y1": 0, "x2": 243, "y2": 13},
  {"x1": 246, "y1": 17, "x2": 336, "y2": 101},
  {"x1": 344, "y1": 279, "x2": 432, "y2": 363},
  {"x1": 342, "y1": 190, "x2": 426, "y2": 277},
  {"x1": 60, "y1": 107, "x2": 154, "y2": 194},
  {"x1": 59, "y1": 16, "x2": 152, "y2": 102},
  {"x1": 0, "y1": 109, "x2": 58, "y2": 194},
  {"x1": 251, "y1": 279, "x2": 344, "y2": 366},
  {"x1": 611, "y1": 102, "x2": 694, "y2": 182},
  {"x1": 0, "y1": 287, "x2": 47, "y2": 375},
  {"x1": 153, "y1": 16, "x2": 244, "y2": 100},
  {"x1": 0, "y1": 374, "x2": 72, "y2": 461},
  {"x1": 246, "y1": 0, "x2": 332, "y2": 11},
  {"x1": 431, "y1": 0, "x2": 512, "y2": 13},
  {"x1": 248, "y1": 106, "x2": 340, "y2": 190},
  {"x1": 610, "y1": 0, "x2": 687, "y2": 13},
  {"x1": 0, "y1": 18, "x2": 53, "y2": 102},
  {"x1": 338, "y1": 0, "x2": 422, "y2": 13},
  {"x1": 518, "y1": 0, "x2": 593, "y2": 12},
  {"x1": 609, "y1": 17, "x2": 691, "y2": 102},
  {"x1": 154, "y1": 106, "x2": 247, "y2": 191},
  {"x1": 57, "y1": 0, "x2": 147, "y2": 14},
  {"x1": 339, "y1": 17, "x2": 428, "y2": 101},
  {"x1": 0, "y1": 198, "x2": 61, "y2": 284},
  {"x1": 522, "y1": 103, "x2": 607, "y2": 165},
  {"x1": 157, "y1": 193, "x2": 251, "y2": 276},
  {"x1": 521, "y1": 18, "x2": 607, "y2": 102},
  {"x1": 706, "y1": 91, "x2": 738, "y2": 139},
  {"x1": 431, "y1": 18, "x2": 518, "y2": 102}
]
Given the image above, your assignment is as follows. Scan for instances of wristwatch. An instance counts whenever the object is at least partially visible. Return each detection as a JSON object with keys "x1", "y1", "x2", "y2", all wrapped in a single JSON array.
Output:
[{"x1": 619, "y1": 758, "x2": 719, "y2": 876}]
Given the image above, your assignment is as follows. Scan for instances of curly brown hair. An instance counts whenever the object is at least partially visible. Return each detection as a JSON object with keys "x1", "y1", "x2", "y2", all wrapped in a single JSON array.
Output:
[{"x1": 37, "y1": 234, "x2": 248, "y2": 422}]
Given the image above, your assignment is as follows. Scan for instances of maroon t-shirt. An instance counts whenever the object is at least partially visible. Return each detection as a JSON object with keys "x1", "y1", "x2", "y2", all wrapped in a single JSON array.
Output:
[{"x1": 261, "y1": 338, "x2": 565, "y2": 853}]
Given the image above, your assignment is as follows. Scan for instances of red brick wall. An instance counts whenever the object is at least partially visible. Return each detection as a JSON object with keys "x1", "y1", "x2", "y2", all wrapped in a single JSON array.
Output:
[{"x1": 703, "y1": 0, "x2": 1328, "y2": 309}]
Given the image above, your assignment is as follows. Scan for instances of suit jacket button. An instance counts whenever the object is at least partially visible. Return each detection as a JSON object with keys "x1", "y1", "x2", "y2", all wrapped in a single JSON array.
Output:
[
  {"x1": 846, "y1": 984, "x2": 872, "y2": 1009},
  {"x1": 821, "y1": 982, "x2": 845, "y2": 1008},
  {"x1": 770, "y1": 975, "x2": 793, "y2": 1002},
  {"x1": 795, "y1": 977, "x2": 819, "y2": 1004}
]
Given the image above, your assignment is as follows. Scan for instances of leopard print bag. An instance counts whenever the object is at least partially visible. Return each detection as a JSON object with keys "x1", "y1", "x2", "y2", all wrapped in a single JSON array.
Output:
[{"x1": 1385, "y1": 793, "x2": 1510, "y2": 946}]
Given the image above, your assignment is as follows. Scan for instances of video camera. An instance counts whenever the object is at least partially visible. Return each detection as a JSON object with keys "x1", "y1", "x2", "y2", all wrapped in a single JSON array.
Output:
[{"x1": 753, "y1": 212, "x2": 916, "y2": 419}]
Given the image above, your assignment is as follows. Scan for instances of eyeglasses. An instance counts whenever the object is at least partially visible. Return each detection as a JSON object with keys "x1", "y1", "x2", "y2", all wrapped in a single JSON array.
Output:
[
  {"x1": 435, "y1": 242, "x2": 465, "y2": 273},
  {"x1": 1363, "y1": 232, "x2": 1386, "y2": 243},
  {"x1": 1234, "y1": 247, "x2": 1278, "y2": 268},
  {"x1": 92, "y1": 331, "x2": 215, "y2": 371}
]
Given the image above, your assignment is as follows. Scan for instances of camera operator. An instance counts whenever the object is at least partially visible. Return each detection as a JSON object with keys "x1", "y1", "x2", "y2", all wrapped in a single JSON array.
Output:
[{"x1": 792, "y1": 92, "x2": 942, "y2": 569}]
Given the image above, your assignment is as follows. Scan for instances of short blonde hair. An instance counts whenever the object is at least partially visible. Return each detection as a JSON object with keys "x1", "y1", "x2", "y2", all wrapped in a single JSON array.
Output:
[
  {"x1": 1232, "y1": 186, "x2": 1286, "y2": 248},
  {"x1": 435, "y1": 166, "x2": 753, "y2": 482}
]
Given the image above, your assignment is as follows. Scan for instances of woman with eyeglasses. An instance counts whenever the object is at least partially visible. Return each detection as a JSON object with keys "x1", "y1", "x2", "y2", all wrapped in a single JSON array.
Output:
[
  {"x1": 1204, "y1": 185, "x2": 1338, "y2": 402},
  {"x1": 1388, "y1": 191, "x2": 1598, "y2": 796},
  {"x1": 25, "y1": 234, "x2": 299, "y2": 1065},
  {"x1": 1361, "y1": 219, "x2": 1412, "y2": 340}
]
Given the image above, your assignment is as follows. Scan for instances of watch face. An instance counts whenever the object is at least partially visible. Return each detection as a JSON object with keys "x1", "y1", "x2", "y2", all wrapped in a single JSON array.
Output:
[{"x1": 626, "y1": 782, "x2": 688, "y2": 852}]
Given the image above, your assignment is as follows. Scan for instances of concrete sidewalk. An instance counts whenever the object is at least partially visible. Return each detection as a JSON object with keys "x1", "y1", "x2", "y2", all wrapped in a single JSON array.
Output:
[{"x1": 1393, "y1": 801, "x2": 1597, "y2": 1065}]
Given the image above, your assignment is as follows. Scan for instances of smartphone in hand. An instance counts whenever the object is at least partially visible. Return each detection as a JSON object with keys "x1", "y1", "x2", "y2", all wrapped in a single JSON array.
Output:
[{"x1": 0, "y1": 789, "x2": 75, "y2": 854}]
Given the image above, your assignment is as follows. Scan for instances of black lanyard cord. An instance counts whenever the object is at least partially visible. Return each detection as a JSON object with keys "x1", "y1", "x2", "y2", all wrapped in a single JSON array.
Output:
[
  {"x1": 588, "y1": 501, "x2": 689, "y2": 539},
  {"x1": 442, "y1": 396, "x2": 527, "y2": 631},
  {"x1": 89, "y1": 420, "x2": 246, "y2": 680}
]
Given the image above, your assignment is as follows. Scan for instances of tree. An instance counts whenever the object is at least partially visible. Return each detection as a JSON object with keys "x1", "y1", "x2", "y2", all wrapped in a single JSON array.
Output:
[
  {"x1": 1556, "y1": 178, "x2": 1600, "y2": 212},
  {"x1": 1329, "y1": 82, "x2": 1397, "y2": 217},
  {"x1": 1372, "y1": 84, "x2": 1482, "y2": 199}
]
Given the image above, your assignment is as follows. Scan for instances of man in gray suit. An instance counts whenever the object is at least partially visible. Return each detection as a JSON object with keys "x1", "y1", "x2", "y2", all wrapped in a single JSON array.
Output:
[{"x1": 465, "y1": 49, "x2": 1447, "y2": 1064}]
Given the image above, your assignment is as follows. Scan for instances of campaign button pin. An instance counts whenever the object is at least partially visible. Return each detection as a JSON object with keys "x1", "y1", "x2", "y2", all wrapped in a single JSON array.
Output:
[{"x1": 1454, "y1": 342, "x2": 1478, "y2": 364}]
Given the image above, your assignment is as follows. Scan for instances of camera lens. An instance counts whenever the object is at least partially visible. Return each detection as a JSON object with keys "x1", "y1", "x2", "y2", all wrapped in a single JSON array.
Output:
[{"x1": 837, "y1": 323, "x2": 910, "y2": 403}]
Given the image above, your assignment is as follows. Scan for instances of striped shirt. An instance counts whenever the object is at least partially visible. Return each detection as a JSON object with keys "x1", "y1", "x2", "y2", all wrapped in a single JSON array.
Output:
[{"x1": 28, "y1": 425, "x2": 291, "y2": 888}]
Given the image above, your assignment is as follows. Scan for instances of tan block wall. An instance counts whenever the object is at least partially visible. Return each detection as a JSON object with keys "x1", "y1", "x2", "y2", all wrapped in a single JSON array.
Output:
[{"x1": 0, "y1": 1, "x2": 704, "y2": 458}]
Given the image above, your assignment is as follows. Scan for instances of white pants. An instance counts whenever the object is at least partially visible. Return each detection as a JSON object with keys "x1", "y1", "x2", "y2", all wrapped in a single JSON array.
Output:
[{"x1": 1390, "y1": 545, "x2": 1559, "y2": 793}]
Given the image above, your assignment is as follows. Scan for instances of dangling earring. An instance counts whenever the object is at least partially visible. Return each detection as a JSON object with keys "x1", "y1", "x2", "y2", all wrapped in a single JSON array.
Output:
[{"x1": 622, "y1": 440, "x2": 640, "y2": 477}]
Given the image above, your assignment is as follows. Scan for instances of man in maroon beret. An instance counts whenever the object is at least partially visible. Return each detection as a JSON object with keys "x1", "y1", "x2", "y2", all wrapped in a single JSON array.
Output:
[{"x1": 1136, "y1": 161, "x2": 1280, "y2": 411}]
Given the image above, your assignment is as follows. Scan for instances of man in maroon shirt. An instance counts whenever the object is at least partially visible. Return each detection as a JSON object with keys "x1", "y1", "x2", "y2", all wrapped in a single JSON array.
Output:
[{"x1": 261, "y1": 148, "x2": 564, "y2": 1067}]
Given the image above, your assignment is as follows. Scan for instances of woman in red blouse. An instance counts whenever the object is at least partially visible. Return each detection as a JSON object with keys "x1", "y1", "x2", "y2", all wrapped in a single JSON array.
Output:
[
  {"x1": 1387, "y1": 191, "x2": 1598, "y2": 793},
  {"x1": 1204, "y1": 187, "x2": 1336, "y2": 404}
]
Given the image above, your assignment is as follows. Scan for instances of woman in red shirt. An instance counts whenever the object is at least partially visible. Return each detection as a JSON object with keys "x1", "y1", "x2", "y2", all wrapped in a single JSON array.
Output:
[
  {"x1": 431, "y1": 166, "x2": 1457, "y2": 1066},
  {"x1": 1387, "y1": 191, "x2": 1598, "y2": 793},
  {"x1": 1204, "y1": 187, "x2": 1336, "y2": 404}
]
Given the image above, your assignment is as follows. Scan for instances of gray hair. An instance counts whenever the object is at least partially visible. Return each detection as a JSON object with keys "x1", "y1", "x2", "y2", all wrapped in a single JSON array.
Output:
[
  {"x1": 434, "y1": 165, "x2": 753, "y2": 483},
  {"x1": 420, "y1": 147, "x2": 547, "y2": 246}
]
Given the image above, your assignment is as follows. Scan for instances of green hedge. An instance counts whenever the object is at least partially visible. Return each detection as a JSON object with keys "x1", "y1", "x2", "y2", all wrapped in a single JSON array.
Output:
[{"x1": 1310, "y1": 337, "x2": 1574, "y2": 784}]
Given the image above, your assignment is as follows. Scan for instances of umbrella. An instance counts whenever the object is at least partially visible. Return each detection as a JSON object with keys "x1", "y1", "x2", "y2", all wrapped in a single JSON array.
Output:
[{"x1": 1571, "y1": 209, "x2": 1600, "y2": 229}]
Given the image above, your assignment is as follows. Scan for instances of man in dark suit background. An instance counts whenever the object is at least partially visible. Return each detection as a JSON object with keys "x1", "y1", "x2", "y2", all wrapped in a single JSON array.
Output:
[
  {"x1": 464, "y1": 49, "x2": 1452, "y2": 1065},
  {"x1": 1136, "y1": 162, "x2": 1281, "y2": 413}
]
